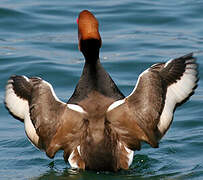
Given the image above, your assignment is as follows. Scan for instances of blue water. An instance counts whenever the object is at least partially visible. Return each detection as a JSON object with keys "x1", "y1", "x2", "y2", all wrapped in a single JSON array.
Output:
[{"x1": 0, "y1": 0, "x2": 203, "y2": 179}]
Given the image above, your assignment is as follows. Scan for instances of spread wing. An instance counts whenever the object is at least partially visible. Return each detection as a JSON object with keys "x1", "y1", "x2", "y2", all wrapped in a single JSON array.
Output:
[
  {"x1": 5, "y1": 75, "x2": 87, "y2": 160},
  {"x1": 106, "y1": 53, "x2": 198, "y2": 150}
]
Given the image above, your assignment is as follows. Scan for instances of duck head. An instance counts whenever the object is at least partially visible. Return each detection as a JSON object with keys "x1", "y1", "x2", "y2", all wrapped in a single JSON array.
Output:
[{"x1": 77, "y1": 10, "x2": 102, "y2": 62}]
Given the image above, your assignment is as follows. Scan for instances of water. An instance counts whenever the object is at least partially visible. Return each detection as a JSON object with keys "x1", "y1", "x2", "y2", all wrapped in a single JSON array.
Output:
[{"x1": 0, "y1": 0, "x2": 203, "y2": 179}]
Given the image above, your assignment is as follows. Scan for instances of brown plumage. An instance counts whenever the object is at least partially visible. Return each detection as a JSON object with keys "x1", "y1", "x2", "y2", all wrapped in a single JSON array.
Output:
[{"x1": 4, "y1": 10, "x2": 198, "y2": 172}]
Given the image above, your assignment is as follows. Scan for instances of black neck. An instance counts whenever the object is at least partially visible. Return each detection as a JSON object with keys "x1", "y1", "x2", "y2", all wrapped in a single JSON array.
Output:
[
  {"x1": 68, "y1": 60, "x2": 124, "y2": 104},
  {"x1": 68, "y1": 39, "x2": 124, "y2": 104},
  {"x1": 80, "y1": 39, "x2": 101, "y2": 63}
]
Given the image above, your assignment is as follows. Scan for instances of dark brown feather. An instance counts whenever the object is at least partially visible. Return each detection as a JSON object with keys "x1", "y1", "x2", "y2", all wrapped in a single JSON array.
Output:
[{"x1": 107, "y1": 53, "x2": 198, "y2": 150}]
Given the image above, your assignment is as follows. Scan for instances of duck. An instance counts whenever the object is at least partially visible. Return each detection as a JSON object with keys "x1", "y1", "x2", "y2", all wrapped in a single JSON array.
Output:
[{"x1": 4, "y1": 10, "x2": 198, "y2": 172}]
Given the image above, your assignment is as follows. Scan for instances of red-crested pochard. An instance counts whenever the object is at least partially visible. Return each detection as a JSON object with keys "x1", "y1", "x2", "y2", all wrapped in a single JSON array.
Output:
[{"x1": 5, "y1": 10, "x2": 198, "y2": 171}]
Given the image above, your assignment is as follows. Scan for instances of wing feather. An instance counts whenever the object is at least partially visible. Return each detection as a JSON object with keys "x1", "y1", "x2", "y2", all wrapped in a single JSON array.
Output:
[
  {"x1": 107, "y1": 53, "x2": 198, "y2": 150},
  {"x1": 5, "y1": 75, "x2": 86, "y2": 160}
]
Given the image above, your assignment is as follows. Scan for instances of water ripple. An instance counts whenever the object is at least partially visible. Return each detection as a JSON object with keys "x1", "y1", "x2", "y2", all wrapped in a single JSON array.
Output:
[{"x1": 0, "y1": 0, "x2": 203, "y2": 179}]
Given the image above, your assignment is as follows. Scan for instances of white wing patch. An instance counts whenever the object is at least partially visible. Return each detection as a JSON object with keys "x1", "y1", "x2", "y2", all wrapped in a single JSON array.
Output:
[
  {"x1": 67, "y1": 104, "x2": 86, "y2": 114},
  {"x1": 5, "y1": 76, "x2": 40, "y2": 148},
  {"x1": 24, "y1": 113, "x2": 39, "y2": 148},
  {"x1": 107, "y1": 99, "x2": 125, "y2": 112},
  {"x1": 5, "y1": 78, "x2": 30, "y2": 120},
  {"x1": 158, "y1": 62, "x2": 198, "y2": 134}
]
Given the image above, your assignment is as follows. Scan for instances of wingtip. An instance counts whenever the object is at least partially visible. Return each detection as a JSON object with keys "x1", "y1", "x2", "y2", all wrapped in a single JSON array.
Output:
[
  {"x1": 179, "y1": 52, "x2": 196, "y2": 61},
  {"x1": 4, "y1": 75, "x2": 31, "y2": 121}
]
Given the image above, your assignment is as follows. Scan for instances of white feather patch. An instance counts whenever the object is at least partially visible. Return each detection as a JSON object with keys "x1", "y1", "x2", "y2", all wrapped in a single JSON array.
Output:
[
  {"x1": 125, "y1": 146, "x2": 134, "y2": 167},
  {"x1": 119, "y1": 142, "x2": 134, "y2": 167},
  {"x1": 24, "y1": 113, "x2": 39, "y2": 148},
  {"x1": 107, "y1": 99, "x2": 125, "y2": 112},
  {"x1": 68, "y1": 146, "x2": 80, "y2": 168},
  {"x1": 77, "y1": 145, "x2": 81, "y2": 156},
  {"x1": 22, "y1": 75, "x2": 30, "y2": 82},
  {"x1": 5, "y1": 79, "x2": 29, "y2": 120},
  {"x1": 5, "y1": 76, "x2": 40, "y2": 148},
  {"x1": 67, "y1": 104, "x2": 86, "y2": 114},
  {"x1": 158, "y1": 63, "x2": 197, "y2": 134}
]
